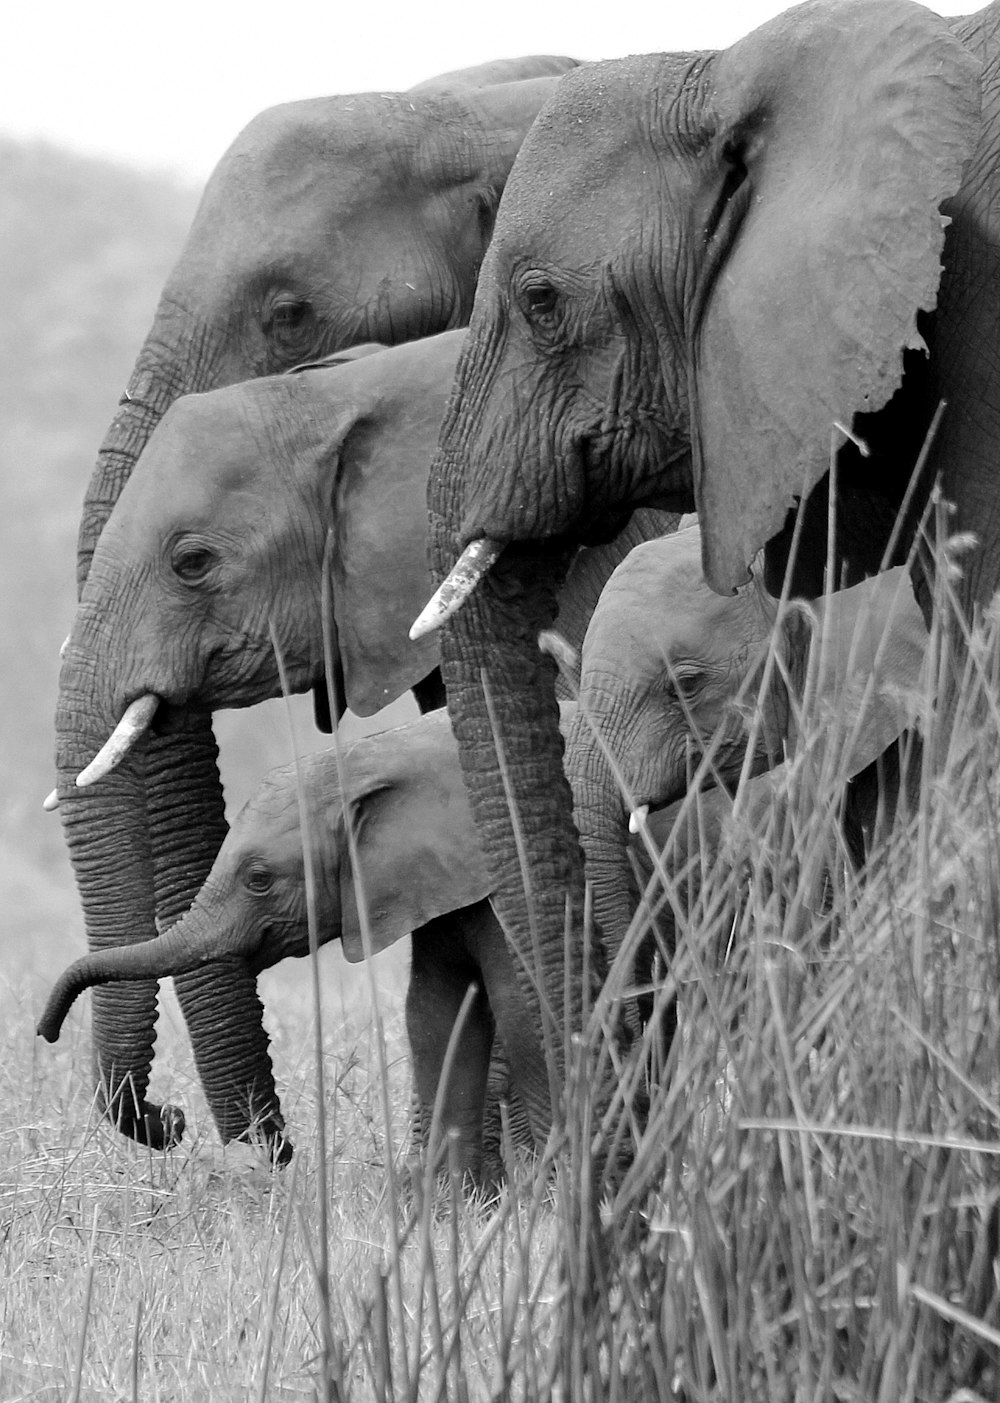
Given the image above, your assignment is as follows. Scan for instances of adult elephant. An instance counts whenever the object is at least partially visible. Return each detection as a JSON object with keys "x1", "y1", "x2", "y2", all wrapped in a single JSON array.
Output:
[
  {"x1": 419, "y1": 0, "x2": 993, "y2": 1143},
  {"x1": 63, "y1": 57, "x2": 579, "y2": 1151},
  {"x1": 58, "y1": 331, "x2": 674, "y2": 1153}
]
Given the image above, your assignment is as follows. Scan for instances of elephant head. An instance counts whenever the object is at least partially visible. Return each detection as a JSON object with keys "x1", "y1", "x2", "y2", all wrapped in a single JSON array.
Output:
[
  {"x1": 64, "y1": 59, "x2": 580, "y2": 1151},
  {"x1": 421, "y1": 1, "x2": 981, "y2": 1139},
  {"x1": 568, "y1": 525, "x2": 929, "y2": 988}
]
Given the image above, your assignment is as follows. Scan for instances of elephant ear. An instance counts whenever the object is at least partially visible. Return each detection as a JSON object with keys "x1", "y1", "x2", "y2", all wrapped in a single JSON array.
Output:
[
  {"x1": 692, "y1": 0, "x2": 981, "y2": 593},
  {"x1": 801, "y1": 564, "x2": 928, "y2": 778},
  {"x1": 328, "y1": 332, "x2": 467, "y2": 715},
  {"x1": 338, "y1": 712, "x2": 493, "y2": 962}
]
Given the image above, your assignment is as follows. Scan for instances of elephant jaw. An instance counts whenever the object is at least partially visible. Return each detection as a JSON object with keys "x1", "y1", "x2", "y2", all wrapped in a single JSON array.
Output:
[
  {"x1": 75, "y1": 693, "x2": 160, "y2": 789},
  {"x1": 410, "y1": 537, "x2": 504, "y2": 639}
]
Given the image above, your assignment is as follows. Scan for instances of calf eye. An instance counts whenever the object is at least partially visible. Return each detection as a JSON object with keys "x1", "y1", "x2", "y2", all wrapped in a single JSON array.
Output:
[
  {"x1": 244, "y1": 864, "x2": 274, "y2": 896},
  {"x1": 666, "y1": 669, "x2": 705, "y2": 703},
  {"x1": 171, "y1": 545, "x2": 216, "y2": 584}
]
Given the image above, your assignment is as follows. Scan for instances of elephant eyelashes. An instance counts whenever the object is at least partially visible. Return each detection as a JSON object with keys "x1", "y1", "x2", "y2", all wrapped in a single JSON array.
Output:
[
  {"x1": 171, "y1": 545, "x2": 218, "y2": 584},
  {"x1": 519, "y1": 278, "x2": 560, "y2": 323},
  {"x1": 243, "y1": 865, "x2": 275, "y2": 896},
  {"x1": 666, "y1": 669, "x2": 705, "y2": 703},
  {"x1": 265, "y1": 299, "x2": 315, "y2": 347}
]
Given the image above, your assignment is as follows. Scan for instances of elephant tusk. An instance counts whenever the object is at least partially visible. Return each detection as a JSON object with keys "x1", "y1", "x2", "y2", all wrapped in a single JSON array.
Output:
[
  {"x1": 76, "y1": 693, "x2": 160, "y2": 788},
  {"x1": 628, "y1": 805, "x2": 650, "y2": 836},
  {"x1": 42, "y1": 788, "x2": 59, "y2": 812},
  {"x1": 60, "y1": 635, "x2": 70, "y2": 658},
  {"x1": 409, "y1": 537, "x2": 503, "y2": 639}
]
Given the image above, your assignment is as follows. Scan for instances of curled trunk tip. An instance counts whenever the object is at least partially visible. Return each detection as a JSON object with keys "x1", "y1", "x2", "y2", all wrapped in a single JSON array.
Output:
[{"x1": 37, "y1": 961, "x2": 93, "y2": 1042}]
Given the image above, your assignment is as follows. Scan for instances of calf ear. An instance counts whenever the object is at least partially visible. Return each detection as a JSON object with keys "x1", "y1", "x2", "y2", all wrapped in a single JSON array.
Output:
[
  {"x1": 327, "y1": 337, "x2": 465, "y2": 715},
  {"x1": 691, "y1": 0, "x2": 980, "y2": 593},
  {"x1": 338, "y1": 715, "x2": 493, "y2": 961},
  {"x1": 806, "y1": 565, "x2": 928, "y2": 778}
]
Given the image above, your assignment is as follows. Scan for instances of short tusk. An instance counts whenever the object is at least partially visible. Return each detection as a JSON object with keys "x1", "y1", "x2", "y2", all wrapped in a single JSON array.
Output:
[
  {"x1": 409, "y1": 537, "x2": 503, "y2": 640},
  {"x1": 628, "y1": 805, "x2": 650, "y2": 836},
  {"x1": 43, "y1": 788, "x2": 59, "y2": 812},
  {"x1": 60, "y1": 635, "x2": 71, "y2": 659},
  {"x1": 76, "y1": 694, "x2": 160, "y2": 788}
]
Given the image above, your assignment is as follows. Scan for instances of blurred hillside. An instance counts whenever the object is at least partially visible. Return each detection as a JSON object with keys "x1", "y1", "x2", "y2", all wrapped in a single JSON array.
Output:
[
  {"x1": 0, "y1": 139, "x2": 199, "y2": 966},
  {"x1": 0, "y1": 138, "x2": 414, "y2": 976}
]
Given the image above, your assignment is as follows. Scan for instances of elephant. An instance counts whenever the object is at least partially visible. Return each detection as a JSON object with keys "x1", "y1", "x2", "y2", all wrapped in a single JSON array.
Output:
[
  {"x1": 418, "y1": 0, "x2": 995, "y2": 1144},
  {"x1": 39, "y1": 709, "x2": 578, "y2": 1186},
  {"x1": 56, "y1": 327, "x2": 676, "y2": 1155},
  {"x1": 62, "y1": 55, "x2": 582, "y2": 1152},
  {"x1": 567, "y1": 523, "x2": 929, "y2": 1029}
]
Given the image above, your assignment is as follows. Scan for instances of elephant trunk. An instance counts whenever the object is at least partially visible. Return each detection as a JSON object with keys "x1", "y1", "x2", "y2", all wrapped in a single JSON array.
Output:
[
  {"x1": 56, "y1": 646, "x2": 175, "y2": 1147},
  {"x1": 37, "y1": 897, "x2": 224, "y2": 1043},
  {"x1": 565, "y1": 708, "x2": 677, "y2": 1061},
  {"x1": 429, "y1": 451, "x2": 611, "y2": 1147},
  {"x1": 564, "y1": 708, "x2": 636, "y2": 970},
  {"x1": 67, "y1": 317, "x2": 284, "y2": 1153}
]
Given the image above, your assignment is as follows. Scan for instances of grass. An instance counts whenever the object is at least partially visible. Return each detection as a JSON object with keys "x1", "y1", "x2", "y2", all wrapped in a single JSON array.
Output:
[{"x1": 5, "y1": 534, "x2": 1000, "y2": 1401}]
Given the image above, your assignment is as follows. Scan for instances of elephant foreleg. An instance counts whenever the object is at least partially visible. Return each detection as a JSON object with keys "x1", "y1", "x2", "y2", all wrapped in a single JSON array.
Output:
[{"x1": 406, "y1": 910, "x2": 494, "y2": 1185}]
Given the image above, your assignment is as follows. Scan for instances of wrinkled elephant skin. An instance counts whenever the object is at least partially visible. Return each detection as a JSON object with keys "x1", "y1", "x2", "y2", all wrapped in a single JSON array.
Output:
[{"x1": 428, "y1": 1, "x2": 994, "y2": 1140}]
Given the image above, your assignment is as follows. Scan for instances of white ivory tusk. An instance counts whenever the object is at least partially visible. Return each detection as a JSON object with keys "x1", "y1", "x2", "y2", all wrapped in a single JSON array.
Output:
[
  {"x1": 43, "y1": 788, "x2": 59, "y2": 812},
  {"x1": 76, "y1": 694, "x2": 160, "y2": 788},
  {"x1": 60, "y1": 635, "x2": 71, "y2": 659},
  {"x1": 628, "y1": 805, "x2": 650, "y2": 836},
  {"x1": 409, "y1": 537, "x2": 503, "y2": 640}
]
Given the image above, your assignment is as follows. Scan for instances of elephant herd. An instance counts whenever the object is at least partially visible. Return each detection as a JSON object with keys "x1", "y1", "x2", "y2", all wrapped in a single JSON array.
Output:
[{"x1": 37, "y1": 0, "x2": 1000, "y2": 1188}]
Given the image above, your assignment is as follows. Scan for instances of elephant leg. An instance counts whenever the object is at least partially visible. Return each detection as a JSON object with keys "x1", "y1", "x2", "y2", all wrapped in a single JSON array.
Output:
[
  {"x1": 460, "y1": 899, "x2": 563, "y2": 1153},
  {"x1": 406, "y1": 911, "x2": 494, "y2": 1184}
]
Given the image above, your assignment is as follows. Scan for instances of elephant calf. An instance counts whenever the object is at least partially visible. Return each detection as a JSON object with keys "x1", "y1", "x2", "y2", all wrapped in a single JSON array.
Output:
[
  {"x1": 567, "y1": 520, "x2": 929, "y2": 1018},
  {"x1": 40, "y1": 709, "x2": 550, "y2": 1187}
]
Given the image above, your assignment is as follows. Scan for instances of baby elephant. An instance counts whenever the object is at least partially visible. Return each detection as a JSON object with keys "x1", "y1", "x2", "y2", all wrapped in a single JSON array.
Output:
[
  {"x1": 566, "y1": 519, "x2": 929, "y2": 1004},
  {"x1": 39, "y1": 710, "x2": 548, "y2": 1186}
]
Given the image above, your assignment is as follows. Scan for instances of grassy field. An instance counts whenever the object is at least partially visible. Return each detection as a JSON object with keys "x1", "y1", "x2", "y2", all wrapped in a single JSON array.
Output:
[{"x1": 5, "y1": 544, "x2": 1000, "y2": 1402}]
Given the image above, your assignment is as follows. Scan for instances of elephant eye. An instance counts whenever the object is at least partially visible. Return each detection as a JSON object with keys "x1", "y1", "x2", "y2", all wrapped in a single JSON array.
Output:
[
  {"x1": 171, "y1": 544, "x2": 217, "y2": 584},
  {"x1": 666, "y1": 668, "x2": 705, "y2": 703},
  {"x1": 520, "y1": 278, "x2": 559, "y2": 321},
  {"x1": 244, "y1": 864, "x2": 274, "y2": 896},
  {"x1": 267, "y1": 299, "x2": 312, "y2": 338}
]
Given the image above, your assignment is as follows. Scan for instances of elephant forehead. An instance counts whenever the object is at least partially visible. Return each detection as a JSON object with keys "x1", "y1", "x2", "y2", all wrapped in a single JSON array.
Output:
[
  {"x1": 208, "y1": 98, "x2": 402, "y2": 227},
  {"x1": 144, "y1": 382, "x2": 329, "y2": 506},
  {"x1": 495, "y1": 52, "x2": 711, "y2": 245},
  {"x1": 585, "y1": 529, "x2": 763, "y2": 666}
]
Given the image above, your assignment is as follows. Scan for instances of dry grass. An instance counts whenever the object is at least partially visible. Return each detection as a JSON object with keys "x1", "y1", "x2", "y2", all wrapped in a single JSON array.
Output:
[{"x1": 6, "y1": 537, "x2": 1000, "y2": 1401}]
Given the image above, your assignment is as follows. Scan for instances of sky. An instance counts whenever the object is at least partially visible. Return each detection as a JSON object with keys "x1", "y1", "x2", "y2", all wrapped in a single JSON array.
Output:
[{"x1": 4, "y1": 0, "x2": 974, "y2": 183}]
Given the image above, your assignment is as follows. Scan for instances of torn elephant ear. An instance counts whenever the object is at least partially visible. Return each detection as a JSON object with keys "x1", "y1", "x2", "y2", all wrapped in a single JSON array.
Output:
[
  {"x1": 799, "y1": 564, "x2": 929, "y2": 780},
  {"x1": 690, "y1": 0, "x2": 981, "y2": 594}
]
